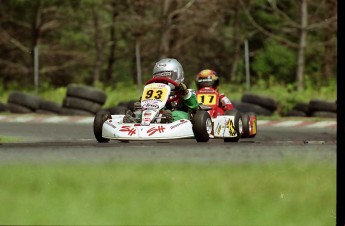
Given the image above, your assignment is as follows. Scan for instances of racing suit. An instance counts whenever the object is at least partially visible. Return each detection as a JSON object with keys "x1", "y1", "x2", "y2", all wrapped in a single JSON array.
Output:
[
  {"x1": 219, "y1": 93, "x2": 234, "y2": 111},
  {"x1": 169, "y1": 89, "x2": 199, "y2": 121}
]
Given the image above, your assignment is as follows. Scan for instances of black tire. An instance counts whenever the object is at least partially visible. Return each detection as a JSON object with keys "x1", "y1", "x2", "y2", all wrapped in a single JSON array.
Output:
[
  {"x1": 224, "y1": 110, "x2": 242, "y2": 142},
  {"x1": 234, "y1": 102, "x2": 273, "y2": 116},
  {"x1": 0, "y1": 102, "x2": 8, "y2": 112},
  {"x1": 104, "y1": 106, "x2": 128, "y2": 115},
  {"x1": 35, "y1": 109, "x2": 58, "y2": 115},
  {"x1": 126, "y1": 100, "x2": 138, "y2": 112},
  {"x1": 293, "y1": 102, "x2": 310, "y2": 114},
  {"x1": 192, "y1": 111, "x2": 212, "y2": 142},
  {"x1": 309, "y1": 99, "x2": 337, "y2": 113},
  {"x1": 63, "y1": 97, "x2": 102, "y2": 114},
  {"x1": 60, "y1": 107, "x2": 94, "y2": 116},
  {"x1": 241, "y1": 112, "x2": 250, "y2": 138},
  {"x1": 117, "y1": 101, "x2": 129, "y2": 107},
  {"x1": 242, "y1": 93, "x2": 278, "y2": 111},
  {"x1": 7, "y1": 103, "x2": 33, "y2": 113},
  {"x1": 311, "y1": 111, "x2": 337, "y2": 118},
  {"x1": 66, "y1": 84, "x2": 107, "y2": 105},
  {"x1": 231, "y1": 100, "x2": 242, "y2": 109},
  {"x1": 285, "y1": 110, "x2": 307, "y2": 117},
  {"x1": 38, "y1": 99, "x2": 62, "y2": 114},
  {"x1": 7, "y1": 91, "x2": 40, "y2": 111},
  {"x1": 94, "y1": 110, "x2": 111, "y2": 143}
]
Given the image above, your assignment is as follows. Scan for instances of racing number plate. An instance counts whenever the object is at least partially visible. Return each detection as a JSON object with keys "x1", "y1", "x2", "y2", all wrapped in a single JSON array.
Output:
[
  {"x1": 142, "y1": 84, "x2": 169, "y2": 101},
  {"x1": 197, "y1": 94, "x2": 217, "y2": 106}
]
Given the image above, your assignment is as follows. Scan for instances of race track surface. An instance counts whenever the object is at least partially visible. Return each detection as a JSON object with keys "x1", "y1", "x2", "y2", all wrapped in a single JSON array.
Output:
[{"x1": 0, "y1": 115, "x2": 336, "y2": 164}]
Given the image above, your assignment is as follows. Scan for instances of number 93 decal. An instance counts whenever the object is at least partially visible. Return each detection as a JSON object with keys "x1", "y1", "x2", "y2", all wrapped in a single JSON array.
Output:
[{"x1": 142, "y1": 86, "x2": 168, "y2": 101}]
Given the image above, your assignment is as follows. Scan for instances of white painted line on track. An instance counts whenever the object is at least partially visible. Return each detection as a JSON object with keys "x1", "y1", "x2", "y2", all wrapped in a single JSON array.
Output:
[
  {"x1": 10, "y1": 116, "x2": 36, "y2": 122},
  {"x1": 76, "y1": 117, "x2": 94, "y2": 124},
  {"x1": 272, "y1": 121, "x2": 304, "y2": 127},
  {"x1": 257, "y1": 120, "x2": 271, "y2": 126},
  {"x1": 306, "y1": 121, "x2": 336, "y2": 128},
  {"x1": 43, "y1": 116, "x2": 70, "y2": 123}
]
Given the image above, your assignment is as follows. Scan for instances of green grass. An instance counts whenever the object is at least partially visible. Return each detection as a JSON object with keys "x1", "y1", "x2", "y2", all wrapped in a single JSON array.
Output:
[
  {"x1": 0, "y1": 136, "x2": 24, "y2": 143},
  {"x1": 0, "y1": 161, "x2": 336, "y2": 225}
]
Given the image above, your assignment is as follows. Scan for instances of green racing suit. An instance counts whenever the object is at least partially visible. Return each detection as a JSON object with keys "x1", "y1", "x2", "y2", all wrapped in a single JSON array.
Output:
[{"x1": 170, "y1": 90, "x2": 199, "y2": 121}]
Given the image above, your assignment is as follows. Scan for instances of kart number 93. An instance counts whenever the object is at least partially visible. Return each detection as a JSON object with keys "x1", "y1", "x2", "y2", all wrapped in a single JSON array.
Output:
[{"x1": 142, "y1": 87, "x2": 168, "y2": 101}]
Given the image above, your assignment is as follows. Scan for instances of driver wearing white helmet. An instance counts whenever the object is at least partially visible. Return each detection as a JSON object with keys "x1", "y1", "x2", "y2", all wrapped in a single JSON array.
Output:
[{"x1": 123, "y1": 58, "x2": 198, "y2": 123}]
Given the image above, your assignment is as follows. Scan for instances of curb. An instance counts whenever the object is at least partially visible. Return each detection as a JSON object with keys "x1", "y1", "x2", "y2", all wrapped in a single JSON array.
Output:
[{"x1": 0, "y1": 115, "x2": 337, "y2": 128}]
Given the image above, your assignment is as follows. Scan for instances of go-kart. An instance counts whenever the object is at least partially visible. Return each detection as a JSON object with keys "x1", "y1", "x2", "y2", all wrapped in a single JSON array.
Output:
[
  {"x1": 93, "y1": 77, "x2": 243, "y2": 142},
  {"x1": 196, "y1": 87, "x2": 257, "y2": 138}
]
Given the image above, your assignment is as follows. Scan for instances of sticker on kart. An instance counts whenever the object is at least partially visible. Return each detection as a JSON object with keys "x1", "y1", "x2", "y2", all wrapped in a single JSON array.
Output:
[
  {"x1": 214, "y1": 117, "x2": 237, "y2": 137},
  {"x1": 142, "y1": 83, "x2": 169, "y2": 102},
  {"x1": 197, "y1": 93, "x2": 217, "y2": 106}
]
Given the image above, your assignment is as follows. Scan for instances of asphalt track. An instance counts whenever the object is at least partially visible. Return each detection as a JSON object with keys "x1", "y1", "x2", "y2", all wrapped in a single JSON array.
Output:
[{"x1": 0, "y1": 118, "x2": 336, "y2": 164}]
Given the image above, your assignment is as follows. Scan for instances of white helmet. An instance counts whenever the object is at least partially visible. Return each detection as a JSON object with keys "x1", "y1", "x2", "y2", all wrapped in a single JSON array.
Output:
[{"x1": 152, "y1": 58, "x2": 184, "y2": 83}]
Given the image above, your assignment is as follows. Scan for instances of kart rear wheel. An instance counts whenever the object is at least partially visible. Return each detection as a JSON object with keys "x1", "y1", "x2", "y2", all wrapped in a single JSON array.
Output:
[
  {"x1": 241, "y1": 112, "x2": 251, "y2": 138},
  {"x1": 241, "y1": 112, "x2": 257, "y2": 138},
  {"x1": 94, "y1": 110, "x2": 111, "y2": 143},
  {"x1": 224, "y1": 110, "x2": 242, "y2": 142},
  {"x1": 192, "y1": 111, "x2": 212, "y2": 142},
  {"x1": 247, "y1": 112, "x2": 257, "y2": 138}
]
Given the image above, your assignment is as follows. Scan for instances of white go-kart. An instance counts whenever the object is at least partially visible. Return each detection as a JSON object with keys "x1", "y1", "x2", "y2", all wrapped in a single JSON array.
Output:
[{"x1": 93, "y1": 77, "x2": 243, "y2": 142}]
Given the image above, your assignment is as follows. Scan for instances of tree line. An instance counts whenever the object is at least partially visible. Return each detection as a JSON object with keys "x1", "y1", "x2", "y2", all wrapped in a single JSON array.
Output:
[{"x1": 0, "y1": 0, "x2": 337, "y2": 91}]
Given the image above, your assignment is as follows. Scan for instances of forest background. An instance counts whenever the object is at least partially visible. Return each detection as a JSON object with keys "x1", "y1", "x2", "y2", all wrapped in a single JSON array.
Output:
[{"x1": 0, "y1": 0, "x2": 337, "y2": 106}]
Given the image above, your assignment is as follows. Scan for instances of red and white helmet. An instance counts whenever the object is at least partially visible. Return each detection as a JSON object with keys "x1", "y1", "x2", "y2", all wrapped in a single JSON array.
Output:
[{"x1": 195, "y1": 69, "x2": 219, "y2": 90}]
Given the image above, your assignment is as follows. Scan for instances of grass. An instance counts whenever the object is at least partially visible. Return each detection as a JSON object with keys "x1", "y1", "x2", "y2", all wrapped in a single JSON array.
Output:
[
  {"x1": 0, "y1": 160, "x2": 336, "y2": 225},
  {"x1": 0, "y1": 136, "x2": 24, "y2": 143}
]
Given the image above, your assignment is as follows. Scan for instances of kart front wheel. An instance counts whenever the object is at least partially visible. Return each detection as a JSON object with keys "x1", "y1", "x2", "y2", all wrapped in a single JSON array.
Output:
[
  {"x1": 93, "y1": 110, "x2": 111, "y2": 143},
  {"x1": 192, "y1": 111, "x2": 212, "y2": 142}
]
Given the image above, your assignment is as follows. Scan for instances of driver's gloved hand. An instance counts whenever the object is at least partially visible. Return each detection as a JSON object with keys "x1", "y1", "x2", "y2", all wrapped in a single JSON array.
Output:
[{"x1": 177, "y1": 82, "x2": 189, "y2": 96}]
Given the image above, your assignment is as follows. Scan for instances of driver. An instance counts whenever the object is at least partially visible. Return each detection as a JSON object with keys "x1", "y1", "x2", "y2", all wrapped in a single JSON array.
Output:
[
  {"x1": 123, "y1": 58, "x2": 199, "y2": 123},
  {"x1": 195, "y1": 69, "x2": 234, "y2": 112}
]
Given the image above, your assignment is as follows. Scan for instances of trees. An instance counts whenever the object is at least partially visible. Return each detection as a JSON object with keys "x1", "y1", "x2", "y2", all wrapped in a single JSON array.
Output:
[
  {"x1": 0, "y1": 0, "x2": 337, "y2": 90},
  {"x1": 240, "y1": 0, "x2": 337, "y2": 90}
]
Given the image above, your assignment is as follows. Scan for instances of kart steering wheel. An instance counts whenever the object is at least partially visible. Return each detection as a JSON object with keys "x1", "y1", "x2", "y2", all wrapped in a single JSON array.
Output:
[{"x1": 145, "y1": 77, "x2": 181, "y2": 102}]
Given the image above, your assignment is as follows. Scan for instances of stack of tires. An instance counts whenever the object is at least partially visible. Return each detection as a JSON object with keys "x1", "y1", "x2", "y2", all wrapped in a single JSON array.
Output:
[
  {"x1": 285, "y1": 102, "x2": 309, "y2": 117},
  {"x1": 233, "y1": 93, "x2": 278, "y2": 116},
  {"x1": 37, "y1": 99, "x2": 63, "y2": 115},
  {"x1": 308, "y1": 99, "x2": 337, "y2": 118},
  {"x1": 7, "y1": 91, "x2": 63, "y2": 114},
  {"x1": 61, "y1": 84, "x2": 107, "y2": 116},
  {"x1": 285, "y1": 99, "x2": 337, "y2": 118},
  {"x1": 0, "y1": 101, "x2": 8, "y2": 113},
  {"x1": 103, "y1": 99, "x2": 139, "y2": 115},
  {"x1": 7, "y1": 91, "x2": 41, "y2": 113}
]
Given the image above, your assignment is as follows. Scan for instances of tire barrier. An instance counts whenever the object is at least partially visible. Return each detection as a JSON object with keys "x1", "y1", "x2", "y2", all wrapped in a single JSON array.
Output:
[
  {"x1": 66, "y1": 84, "x2": 107, "y2": 105},
  {"x1": 241, "y1": 93, "x2": 278, "y2": 111},
  {"x1": 309, "y1": 99, "x2": 337, "y2": 113},
  {"x1": 3, "y1": 88, "x2": 337, "y2": 118},
  {"x1": 103, "y1": 106, "x2": 127, "y2": 115},
  {"x1": 235, "y1": 93, "x2": 277, "y2": 116},
  {"x1": 5, "y1": 84, "x2": 107, "y2": 116},
  {"x1": 233, "y1": 101, "x2": 274, "y2": 116},
  {"x1": 38, "y1": 99, "x2": 63, "y2": 114},
  {"x1": 7, "y1": 91, "x2": 40, "y2": 112},
  {"x1": 61, "y1": 84, "x2": 107, "y2": 115},
  {"x1": 62, "y1": 97, "x2": 102, "y2": 114},
  {"x1": 0, "y1": 102, "x2": 8, "y2": 112},
  {"x1": 7, "y1": 103, "x2": 33, "y2": 113}
]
